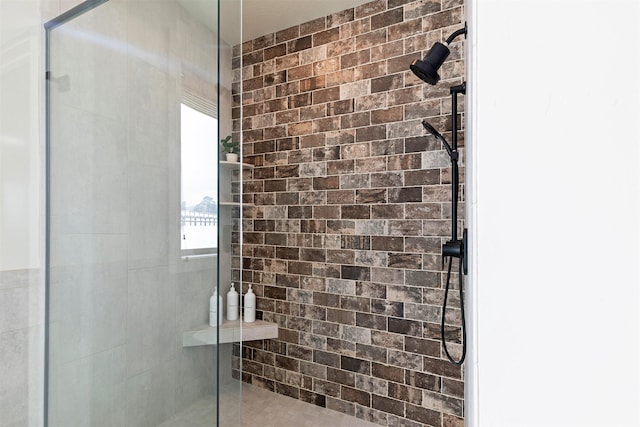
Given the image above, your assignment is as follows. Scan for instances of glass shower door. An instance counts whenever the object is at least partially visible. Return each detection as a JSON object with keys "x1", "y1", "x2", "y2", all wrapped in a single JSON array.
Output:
[{"x1": 45, "y1": 0, "x2": 234, "y2": 425}]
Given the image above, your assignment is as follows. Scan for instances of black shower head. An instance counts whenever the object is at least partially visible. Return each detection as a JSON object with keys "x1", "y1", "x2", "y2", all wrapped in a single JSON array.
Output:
[
  {"x1": 410, "y1": 25, "x2": 467, "y2": 85},
  {"x1": 410, "y1": 42, "x2": 450, "y2": 85}
]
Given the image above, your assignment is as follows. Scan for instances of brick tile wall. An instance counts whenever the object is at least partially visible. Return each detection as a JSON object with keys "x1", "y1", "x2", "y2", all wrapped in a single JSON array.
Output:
[{"x1": 232, "y1": 1, "x2": 465, "y2": 425}]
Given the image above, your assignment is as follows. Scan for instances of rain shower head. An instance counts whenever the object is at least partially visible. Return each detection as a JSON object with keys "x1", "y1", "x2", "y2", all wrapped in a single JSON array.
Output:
[
  {"x1": 410, "y1": 25, "x2": 467, "y2": 85},
  {"x1": 410, "y1": 42, "x2": 450, "y2": 85}
]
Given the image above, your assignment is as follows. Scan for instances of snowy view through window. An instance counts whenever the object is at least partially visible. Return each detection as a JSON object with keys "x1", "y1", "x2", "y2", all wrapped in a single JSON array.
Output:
[{"x1": 181, "y1": 104, "x2": 218, "y2": 251}]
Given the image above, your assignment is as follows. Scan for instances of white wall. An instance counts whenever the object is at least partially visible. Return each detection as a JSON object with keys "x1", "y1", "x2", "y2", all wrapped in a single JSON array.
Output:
[{"x1": 466, "y1": 1, "x2": 640, "y2": 426}]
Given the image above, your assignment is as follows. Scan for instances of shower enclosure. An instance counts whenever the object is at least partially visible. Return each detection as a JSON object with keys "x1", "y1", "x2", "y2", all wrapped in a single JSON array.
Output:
[{"x1": 45, "y1": 0, "x2": 243, "y2": 425}]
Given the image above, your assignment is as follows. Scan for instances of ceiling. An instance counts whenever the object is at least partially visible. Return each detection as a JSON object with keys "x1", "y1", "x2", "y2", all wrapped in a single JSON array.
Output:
[
  {"x1": 178, "y1": 0, "x2": 374, "y2": 45},
  {"x1": 238, "y1": 0, "x2": 373, "y2": 43}
]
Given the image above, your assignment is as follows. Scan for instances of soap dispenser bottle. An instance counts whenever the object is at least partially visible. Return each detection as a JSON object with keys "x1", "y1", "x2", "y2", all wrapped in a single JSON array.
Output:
[
  {"x1": 227, "y1": 283, "x2": 239, "y2": 321},
  {"x1": 244, "y1": 284, "x2": 256, "y2": 323},
  {"x1": 209, "y1": 287, "x2": 223, "y2": 326}
]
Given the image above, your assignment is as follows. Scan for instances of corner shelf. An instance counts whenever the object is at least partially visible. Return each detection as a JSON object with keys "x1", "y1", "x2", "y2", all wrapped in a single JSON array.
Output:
[
  {"x1": 182, "y1": 319, "x2": 278, "y2": 347},
  {"x1": 219, "y1": 161, "x2": 254, "y2": 169},
  {"x1": 219, "y1": 201, "x2": 253, "y2": 207}
]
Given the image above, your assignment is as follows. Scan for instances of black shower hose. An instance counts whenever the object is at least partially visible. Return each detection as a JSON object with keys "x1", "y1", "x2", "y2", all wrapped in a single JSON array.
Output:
[{"x1": 442, "y1": 256, "x2": 466, "y2": 365}]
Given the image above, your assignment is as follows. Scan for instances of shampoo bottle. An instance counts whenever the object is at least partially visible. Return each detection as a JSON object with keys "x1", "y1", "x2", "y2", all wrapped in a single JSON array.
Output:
[
  {"x1": 227, "y1": 283, "x2": 239, "y2": 321},
  {"x1": 244, "y1": 284, "x2": 256, "y2": 323},
  {"x1": 209, "y1": 287, "x2": 223, "y2": 326}
]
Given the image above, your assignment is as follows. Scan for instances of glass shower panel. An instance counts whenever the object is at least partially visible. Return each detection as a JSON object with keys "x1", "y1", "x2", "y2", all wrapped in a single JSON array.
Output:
[{"x1": 46, "y1": 0, "x2": 230, "y2": 425}]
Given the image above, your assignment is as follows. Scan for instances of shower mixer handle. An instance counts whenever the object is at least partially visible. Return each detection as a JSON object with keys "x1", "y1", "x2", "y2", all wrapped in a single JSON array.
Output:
[{"x1": 441, "y1": 228, "x2": 468, "y2": 275}]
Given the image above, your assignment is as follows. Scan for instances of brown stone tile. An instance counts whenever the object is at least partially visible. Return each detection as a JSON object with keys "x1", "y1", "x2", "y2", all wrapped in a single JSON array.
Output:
[
  {"x1": 328, "y1": 8, "x2": 355, "y2": 27},
  {"x1": 388, "y1": 87, "x2": 422, "y2": 107},
  {"x1": 340, "y1": 112, "x2": 371, "y2": 129},
  {"x1": 327, "y1": 99, "x2": 354, "y2": 116},
  {"x1": 300, "y1": 219, "x2": 327, "y2": 233},
  {"x1": 370, "y1": 204, "x2": 403, "y2": 219},
  {"x1": 340, "y1": 50, "x2": 370, "y2": 69},
  {"x1": 370, "y1": 40, "x2": 404, "y2": 61},
  {"x1": 371, "y1": 106, "x2": 403, "y2": 124},
  {"x1": 355, "y1": 125, "x2": 386, "y2": 142},
  {"x1": 243, "y1": 76, "x2": 263, "y2": 92},
  {"x1": 342, "y1": 385, "x2": 371, "y2": 407},
  {"x1": 264, "y1": 286, "x2": 287, "y2": 300},
  {"x1": 341, "y1": 205, "x2": 371, "y2": 220},
  {"x1": 313, "y1": 117, "x2": 341, "y2": 133},
  {"x1": 313, "y1": 291, "x2": 340, "y2": 308},
  {"x1": 406, "y1": 403, "x2": 441, "y2": 425},
  {"x1": 264, "y1": 125, "x2": 288, "y2": 139},
  {"x1": 313, "y1": 349, "x2": 341, "y2": 368},
  {"x1": 326, "y1": 397, "x2": 355, "y2": 416},
  {"x1": 341, "y1": 266, "x2": 371, "y2": 281},
  {"x1": 276, "y1": 25, "x2": 299, "y2": 43},
  {"x1": 313, "y1": 27, "x2": 340, "y2": 46},
  {"x1": 371, "y1": 73, "x2": 404, "y2": 93},
  {"x1": 276, "y1": 354, "x2": 300, "y2": 371},
  {"x1": 388, "y1": 382, "x2": 422, "y2": 405},
  {"x1": 300, "y1": 390, "x2": 327, "y2": 408},
  {"x1": 300, "y1": 17, "x2": 326, "y2": 36},
  {"x1": 355, "y1": 313, "x2": 387, "y2": 332},
  {"x1": 371, "y1": 331, "x2": 404, "y2": 351},
  {"x1": 389, "y1": 187, "x2": 422, "y2": 203},
  {"x1": 356, "y1": 28, "x2": 387, "y2": 50},
  {"x1": 423, "y1": 7, "x2": 463, "y2": 30},
  {"x1": 442, "y1": 378, "x2": 464, "y2": 398},
  {"x1": 404, "y1": 99, "x2": 441, "y2": 120},
  {"x1": 327, "y1": 367, "x2": 355, "y2": 386},
  {"x1": 288, "y1": 35, "x2": 312, "y2": 53},
  {"x1": 371, "y1": 7, "x2": 403, "y2": 31},
  {"x1": 339, "y1": 18, "x2": 371, "y2": 39},
  {"x1": 370, "y1": 236, "x2": 402, "y2": 252},
  {"x1": 405, "y1": 0, "x2": 441, "y2": 19},
  {"x1": 326, "y1": 68, "x2": 356, "y2": 86},
  {"x1": 388, "y1": 18, "x2": 423, "y2": 42},
  {"x1": 243, "y1": 50, "x2": 264, "y2": 66},
  {"x1": 405, "y1": 370, "x2": 440, "y2": 392},
  {"x1": 264, "y1": 98, "x2": 289, "y2": 113},
  {"x1": 314, "y1": 379, "x2": 340, "y2": 397},
  {"x1": 371, "y1": 171, "x2": 403, "y2": 188},
  {"x1": 263, "y1": 70, "x2": 287, "y2": 87},
  {"x1": 338, "y1": 356, "x2": 370, "y2": 375},
  {"x1": 371, "y1": 395, "x2": 404, "y2": 417},
  {"x1": 300, "y1": 75, "x2": 326, "y2": 92},
  {"x1": 312, "y1": 87, "x2": 341, "y2": 104},
  {"x1": 288, "y1": 63, "x2": 314, "y2": 80},
  {"x1": 354, "y1": 0, "x2": 386, "y2": 18},
  {"x1": 355, "y1": 93, "x2": 387, "y2": 111},
  {"x1": 388, "y1": 317, "x2": 422, "y2": 337},
  {"x1": 423, "y1": 356, "x2": 462, "y2": 379},
  {"x1": 264, "y1": 179, "x2": 287, "y2": 192}
]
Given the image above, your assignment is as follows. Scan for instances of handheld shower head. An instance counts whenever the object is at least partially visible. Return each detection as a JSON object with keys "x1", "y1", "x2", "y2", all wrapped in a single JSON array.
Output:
[{"x1": 422, "y1": 120, "x2": 454, "y2": 159}]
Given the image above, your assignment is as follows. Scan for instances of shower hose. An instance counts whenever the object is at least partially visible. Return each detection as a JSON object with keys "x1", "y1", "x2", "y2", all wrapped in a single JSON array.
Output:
[{"x1": 442, "y1": 255, "x2": 466, "y2": 365}]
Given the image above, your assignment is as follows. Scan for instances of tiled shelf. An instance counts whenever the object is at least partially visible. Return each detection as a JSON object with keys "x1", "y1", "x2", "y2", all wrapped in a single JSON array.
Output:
[{"x1": 182, "y1": 319, "x2": 278, "y2": 347}]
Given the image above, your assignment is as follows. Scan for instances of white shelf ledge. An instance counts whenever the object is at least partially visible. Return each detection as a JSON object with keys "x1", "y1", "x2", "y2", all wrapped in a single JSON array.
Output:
[
  {"x1": 218, "y1": 201, "x2": 253, "y2": 207},
  {"x1": 182, "y1": 319, "x2": 278, "y2": 347},
  {"x1": 219, "y1": 161, "x2": 254, "y2": 169}
]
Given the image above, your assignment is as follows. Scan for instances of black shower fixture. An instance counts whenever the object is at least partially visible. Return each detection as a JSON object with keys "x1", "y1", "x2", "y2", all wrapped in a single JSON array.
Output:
[
  {"x1": 410, "y1": 24, "x2": 466, "y2": 85},
  {"x1": 410, "y1": 24, "x2": 467, "y2": 366}
]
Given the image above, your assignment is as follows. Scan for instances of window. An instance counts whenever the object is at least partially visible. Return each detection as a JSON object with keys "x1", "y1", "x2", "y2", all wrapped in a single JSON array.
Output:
[{"x1": 180, "y1": 103, "x2": 217, "y2": 253}]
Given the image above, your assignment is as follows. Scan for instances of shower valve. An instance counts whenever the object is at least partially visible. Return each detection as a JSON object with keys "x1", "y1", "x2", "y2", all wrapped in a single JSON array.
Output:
[{"x1": 441, "y1": 228, "x2": 468, "y2": 275}]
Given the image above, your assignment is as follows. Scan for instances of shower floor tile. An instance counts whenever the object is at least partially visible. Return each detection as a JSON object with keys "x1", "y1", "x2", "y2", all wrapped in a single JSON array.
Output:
[{"x1": 159, "y1": 381, "x2": 378, "y2": 427}]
